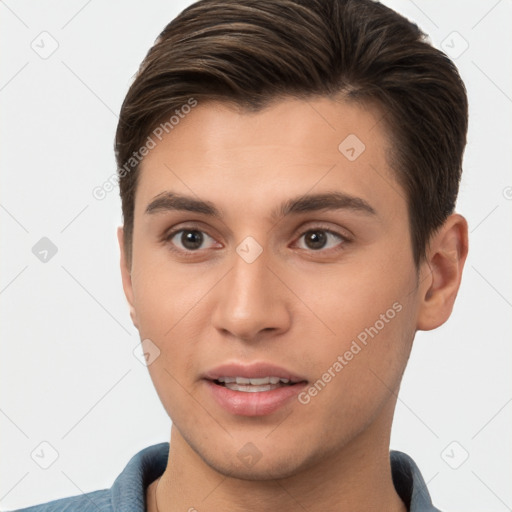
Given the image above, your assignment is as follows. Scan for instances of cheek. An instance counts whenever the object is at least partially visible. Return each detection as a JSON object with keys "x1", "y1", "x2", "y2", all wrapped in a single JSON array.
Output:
[
  {"x1": 292, "y1": 251, "x2": 418, "y2": 381},
  {"x1": 130, "y1": 252, "x2": 211, "y2": 340},
  {"x1": 297, "y1": 255, "x2": 415, "y2": 337},
  {"x1": 129, "y1": 259, "x2": 208, "y2": 408},
  {"x1": 292, "y1": 254, "x2": 418, "y2": 422},
  {"x1": 130, "y1": 261, "x2": 208, "y2": 422}
]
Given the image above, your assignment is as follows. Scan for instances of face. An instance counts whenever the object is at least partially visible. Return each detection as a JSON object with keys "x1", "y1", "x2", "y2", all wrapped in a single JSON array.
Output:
[{"x1": 120, "y1": 97, "x2": 424, "y2": 479}]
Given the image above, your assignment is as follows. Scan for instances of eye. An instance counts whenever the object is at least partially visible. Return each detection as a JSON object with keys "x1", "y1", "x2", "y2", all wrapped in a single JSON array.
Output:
[
  {"x1": 166, "y1": 229, "x2": 218, "y2": 252},
  {"x1": 295, "y1": 228, "x2": 347, "y2": 251}
]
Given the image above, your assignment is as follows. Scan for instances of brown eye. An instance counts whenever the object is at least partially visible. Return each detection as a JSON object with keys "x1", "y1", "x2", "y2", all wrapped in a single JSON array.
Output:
[
  {"x1": 303, "y1": 230, "x2": 328, "y2": 249},
  {"x1": 180, "y1": 230, "x2": 204, "y2": 250},
  {"x1": 295, "y1": 228, "x2": 348, "y2": 252},
  {"x1": 167, "y1": 229, "x2": 217, "y2": 252}
]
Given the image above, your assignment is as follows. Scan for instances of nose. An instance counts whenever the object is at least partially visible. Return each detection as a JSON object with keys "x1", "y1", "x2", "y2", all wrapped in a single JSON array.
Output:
[{"x1": 211, "y1": 249, "x2": 292, "y2": 342}]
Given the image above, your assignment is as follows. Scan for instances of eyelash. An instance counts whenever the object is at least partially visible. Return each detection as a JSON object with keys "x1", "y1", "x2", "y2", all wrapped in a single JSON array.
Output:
[{"x1": 162, "y1": 223, "x2": 351, "y2": 258}]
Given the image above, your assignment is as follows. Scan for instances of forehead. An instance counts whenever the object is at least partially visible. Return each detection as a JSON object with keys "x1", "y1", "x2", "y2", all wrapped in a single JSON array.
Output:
[{"x1": 135, "y1": 97, "x2": 406, "y2": 223}]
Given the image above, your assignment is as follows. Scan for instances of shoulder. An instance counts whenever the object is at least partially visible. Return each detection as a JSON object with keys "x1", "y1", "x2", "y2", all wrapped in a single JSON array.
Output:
[
  {"x1": 7, "y1": 489, "x2": 112, "y2": 512},
  {"x1": 6, "y1": 442, "x2": 169, "y2": 512},
  {"x1": 390, "y1": 450, "x2": 443, "y2": 512}
]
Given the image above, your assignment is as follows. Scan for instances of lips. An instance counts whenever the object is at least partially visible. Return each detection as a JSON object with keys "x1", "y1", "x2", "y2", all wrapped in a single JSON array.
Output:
[{"x1": 202, "y1": 362, "x2": 308, "y2": 416}]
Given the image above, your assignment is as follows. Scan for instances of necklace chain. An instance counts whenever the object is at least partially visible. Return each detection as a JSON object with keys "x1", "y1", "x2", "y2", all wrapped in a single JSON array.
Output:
[{"x1": 154, "y1": 476, "x2": 162, "y2": 512}]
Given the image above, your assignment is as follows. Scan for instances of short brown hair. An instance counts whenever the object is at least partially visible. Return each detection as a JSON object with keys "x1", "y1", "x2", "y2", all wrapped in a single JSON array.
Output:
[{"x1": 115, "y1": 0, "x2": 468, "y2": 266}]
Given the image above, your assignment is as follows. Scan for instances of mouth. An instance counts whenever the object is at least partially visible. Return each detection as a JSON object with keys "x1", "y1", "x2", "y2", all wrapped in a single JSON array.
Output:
[
  {"x1": 202, "y1": 362, "x2": 308, "y2": 416},
  {"x1": 210, "y1": 376, "x2": 302, "y2": 393}
]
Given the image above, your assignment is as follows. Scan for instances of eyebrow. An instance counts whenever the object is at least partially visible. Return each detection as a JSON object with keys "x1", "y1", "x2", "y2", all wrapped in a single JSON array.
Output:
[{"x1": 145, "y1": 191, "x2": 376, "y2": 219}]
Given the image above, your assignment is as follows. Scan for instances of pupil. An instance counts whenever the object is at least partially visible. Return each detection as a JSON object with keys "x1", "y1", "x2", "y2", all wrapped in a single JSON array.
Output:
[
  {"x1": 305, "y1": 230, "x2": 327, "y2": 249},
  {"x1": 182, "y1": 230, "x2": 203, "y2": 250}
]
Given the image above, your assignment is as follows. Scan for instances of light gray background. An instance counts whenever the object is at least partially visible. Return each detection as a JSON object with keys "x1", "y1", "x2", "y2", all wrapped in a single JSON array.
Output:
[{"x1": 1, "y1": 1, "x2": 511, "y2": 510}]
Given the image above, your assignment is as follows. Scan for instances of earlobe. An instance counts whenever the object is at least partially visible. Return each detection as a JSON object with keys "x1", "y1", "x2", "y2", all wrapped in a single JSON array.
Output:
[
  {"x1": 117, "y1": 227, "x2": 139, "y2": 330},
  {"x1": 416, "y1": 214, "x2": 469, "y2": 331}
]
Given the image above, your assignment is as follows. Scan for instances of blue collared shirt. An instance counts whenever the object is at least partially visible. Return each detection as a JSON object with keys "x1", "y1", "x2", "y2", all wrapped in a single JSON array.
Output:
[{"x1": 8, "y1": 443, "x2": 441, "y2": 511}]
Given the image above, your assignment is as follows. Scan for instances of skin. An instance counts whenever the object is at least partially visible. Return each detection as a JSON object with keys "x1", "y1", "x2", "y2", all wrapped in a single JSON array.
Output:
[{"x1": 118, "y1": 97, "x2": 468, "y2": 511}]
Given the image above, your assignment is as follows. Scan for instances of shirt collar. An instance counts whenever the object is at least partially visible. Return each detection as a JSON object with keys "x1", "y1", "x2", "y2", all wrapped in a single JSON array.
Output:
[
  {"x1": 391, "y1": 450, "x2": 441, "y2": 511},
  {"x1": 110, "y1": 443, "x2": 440, "y2": 511}
]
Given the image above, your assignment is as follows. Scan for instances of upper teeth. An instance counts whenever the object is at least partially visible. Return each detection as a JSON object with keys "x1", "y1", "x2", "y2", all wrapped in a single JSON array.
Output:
[{"x1": 217, "y1": 376, "x2": 290, "y2": 385}]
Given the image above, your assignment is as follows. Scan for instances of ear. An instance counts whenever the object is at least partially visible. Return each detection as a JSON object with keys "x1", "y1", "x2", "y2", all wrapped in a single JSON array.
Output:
[
  {"x1": 117, "y1": 226, "x2": 139, "y2": 330},
  {"x1": 416, "y1": 214, "x2": 469, "y2": 331}
]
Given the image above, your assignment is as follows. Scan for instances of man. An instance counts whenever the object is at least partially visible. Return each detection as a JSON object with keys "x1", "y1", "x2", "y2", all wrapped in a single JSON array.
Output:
[{"x1": 12, "y1": 0, "x2": 468, "y2": 510}]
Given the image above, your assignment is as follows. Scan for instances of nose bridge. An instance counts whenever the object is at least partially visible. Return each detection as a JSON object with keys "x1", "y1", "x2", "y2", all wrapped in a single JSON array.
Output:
[
  {"x1": 211, "y1": 245, "x2": 290, "y2": 339},
  {"x1": 231, "y1": 250, "x2": 269, "y2": 308}
]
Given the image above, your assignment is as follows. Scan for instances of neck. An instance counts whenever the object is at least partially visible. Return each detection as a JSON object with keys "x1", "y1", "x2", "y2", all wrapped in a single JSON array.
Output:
[{"x1": 148, "y1": 411, "x2": 407, "y2": 512}]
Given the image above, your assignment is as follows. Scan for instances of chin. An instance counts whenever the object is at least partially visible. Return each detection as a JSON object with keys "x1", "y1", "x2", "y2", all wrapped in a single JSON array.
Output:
[
  {"x1": 197, "y1": 441, "x2": 325, "y2": 482},
  {"x1": 211, "y1": 457, "x2": 305, "y2": 481}
]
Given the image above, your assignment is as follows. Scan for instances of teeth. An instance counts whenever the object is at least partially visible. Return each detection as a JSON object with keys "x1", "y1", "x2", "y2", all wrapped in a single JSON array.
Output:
[
  {"x1": 215, "y1": 376, "x2": 293, "y2": 387},
  {"x1": 217, "y1": 377, "x2": 236, "y2": 383},
  {"x1": 248, "y1": 377, "x2": 269, "y2": 385},
  {"x1": 225, "y1": 383, "x2": 276, "y2": 392}
]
